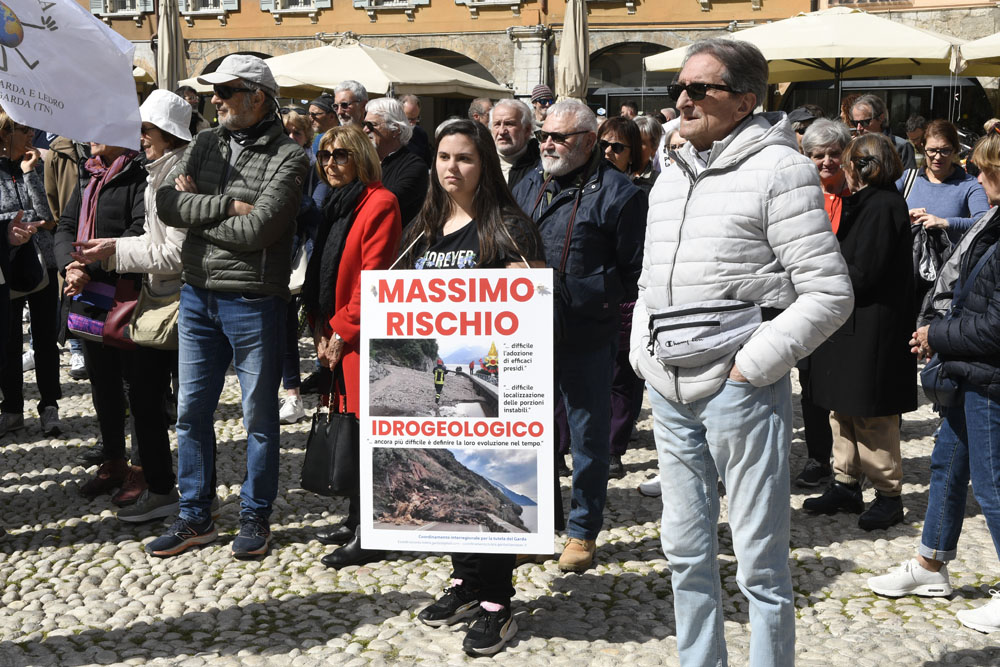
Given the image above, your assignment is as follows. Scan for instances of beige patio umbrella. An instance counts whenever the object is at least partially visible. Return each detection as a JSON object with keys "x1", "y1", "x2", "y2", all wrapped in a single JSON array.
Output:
[
  {"x1": 264, "y1": 43, "x2": 511, "y2": 99},
  {"x1": 645, "y1": 7, "x2": 983, "y2": 87},
  {"x1": 555, "y1": 0, "x2": 589, "y2": 102},
  {"x1": 175, "y1": 76, "x2": 212, "y2": 94},
  {"x1": 156, "y1": 0, "x2": 186, "y2": 91},
  {"x1": 960, "y1": 32, "x2": 1000, "y2": 67}
]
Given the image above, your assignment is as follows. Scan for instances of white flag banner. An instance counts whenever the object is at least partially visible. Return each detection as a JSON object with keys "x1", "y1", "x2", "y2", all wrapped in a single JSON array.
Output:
[{"x1": 0, "y1": 0, "x2": 140, "y2": 149}]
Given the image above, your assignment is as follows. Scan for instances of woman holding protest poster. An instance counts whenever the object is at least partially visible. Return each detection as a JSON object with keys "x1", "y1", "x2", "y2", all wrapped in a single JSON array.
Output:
[
  {"x1": 399, "y1": 118, "x2": 543, "y2": 657},
  {"x1": 301, "y1": 125, "x2": 402, "y2": 568}
]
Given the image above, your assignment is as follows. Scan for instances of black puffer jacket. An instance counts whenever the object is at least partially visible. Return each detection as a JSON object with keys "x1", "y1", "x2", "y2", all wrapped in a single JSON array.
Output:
[{"x1": 927, "y1": 207, "x2": 1000, "y2": 399}]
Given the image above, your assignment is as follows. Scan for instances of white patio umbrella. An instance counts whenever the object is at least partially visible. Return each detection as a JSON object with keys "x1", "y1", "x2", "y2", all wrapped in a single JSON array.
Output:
[
  {"x1": 959, "y1": 32, "x2": 1000, "y2": 67},
  {"x1": 555, "y1": 0, "x2": 589, "y2": 102},
  {"x1": 156, "y1": 0, "x2": 186, "y2": 91},
  {"x1": 263, "y1": 42, "x2": 512, "y2": 99},
  {"x1": 645, "y1": 7, "x2": 980, "y2": 87}
]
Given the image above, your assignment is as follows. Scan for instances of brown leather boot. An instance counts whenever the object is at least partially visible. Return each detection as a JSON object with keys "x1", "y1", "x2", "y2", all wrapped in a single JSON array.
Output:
[
  {"x1": 79, "y1": 459, "x2": 128, "y2": 499},
  {"x1": 558, "y1": 538, "x2": 597, "y2": 572},
  {"x1": 111, "y1": 465, "x2": 147, "y2": 507}
]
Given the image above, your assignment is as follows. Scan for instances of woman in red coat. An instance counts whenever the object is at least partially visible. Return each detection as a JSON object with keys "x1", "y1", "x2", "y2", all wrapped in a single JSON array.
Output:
[{"x1": 301, "y1": 125, "x2": 403, "y2": 566}]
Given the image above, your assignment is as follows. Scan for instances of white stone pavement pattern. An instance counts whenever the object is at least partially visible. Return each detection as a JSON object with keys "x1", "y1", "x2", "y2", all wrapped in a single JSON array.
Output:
[{"x1": 2, "y1": 339, "x2": 1000, "y2": 666}]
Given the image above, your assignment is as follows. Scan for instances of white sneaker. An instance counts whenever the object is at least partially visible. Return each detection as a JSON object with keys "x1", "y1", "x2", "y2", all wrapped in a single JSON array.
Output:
[
  {"x1": 867, "y1": 559, "x2": 952, "y2": 597},
  {"x1": 279, "y1": 396, "x2": 306, "y2": 424},
  {"x1": 957, "y1": 590, "x2": 1000, "y2": 633},
  {"x1": 22, "y1": 349, "x2": 35, "y2": 372},
  {"x1": 69, "y1": 352, "x2": 87, "y2": 380},
  {"x1": 638, "y1": 475, "x2": 662, "y2": 497}
]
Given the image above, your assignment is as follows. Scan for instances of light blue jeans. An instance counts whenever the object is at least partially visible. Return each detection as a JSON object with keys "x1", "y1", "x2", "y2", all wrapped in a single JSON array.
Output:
[
  {"x1": 175, "y1": 285, "x2": 286, "y2": 524},
  {"x1": 648, "y1": 375, "x2": 794, "y2": 667}
]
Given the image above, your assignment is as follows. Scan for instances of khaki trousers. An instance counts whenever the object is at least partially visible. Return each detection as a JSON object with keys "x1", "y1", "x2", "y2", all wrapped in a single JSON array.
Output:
[{"x1": 831, "y1": 412, "x2": 902, "y2": 495}]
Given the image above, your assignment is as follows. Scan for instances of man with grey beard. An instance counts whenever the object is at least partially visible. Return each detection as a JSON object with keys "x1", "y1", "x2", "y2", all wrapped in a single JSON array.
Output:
[
  {"x1": 334, "y1": 80, "x2": 368, "y2": 127},
  {"x1": 148, "y1": 54, "x2": 309, "y2": 560},
  {"x1": 513, "y1": 100, "x2": 647, "y2": 572}
]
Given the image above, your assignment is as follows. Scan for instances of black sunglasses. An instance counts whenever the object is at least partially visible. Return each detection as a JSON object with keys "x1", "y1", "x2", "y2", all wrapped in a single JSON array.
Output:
[
  {"x1": 535, "y1": 98, "x2": 554, "y2": 107},
  {"x1": 363, "y1": 121, "x2": 379, "y2": 133},
  {"x1": 534, "y1": 129, "x2": 589, "y2": 144},
  {"x1": 316, "y1": 148, "x2": 352, "y2": 165},
  {"x1": 279, "y1": 106, "x2": 306, "y2": 115},
  {"x1": 140, "y1": 124, "x2": 158, "y2": 136},
  {"x1": 850, "y1": 116, "x2": 875, "y2": 128},
  {"x1": 599, "y1": 139, "x2": 627, "y2": 155},
  {"x1": 213, "y1": 84, "x2": 253, "y2": 100},
  {"x1": 335, "y1": 101, "x2": 356, "y2": 111},
  {"x1": 667, "y1": 82, "x2": 738, "y2": 101}
]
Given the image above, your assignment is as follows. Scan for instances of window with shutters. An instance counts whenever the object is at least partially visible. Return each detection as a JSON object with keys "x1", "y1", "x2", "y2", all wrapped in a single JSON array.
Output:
[
  {"x1": 182, "y1": 0, "x2": 237, "y2": 25},
  {"x1": 352, "y1": 0, "x2": 429, "y2": 22},
  {"x1": 454, "y1": 0, "x2": 522, "y2": 19},
  {"x1": 261, "y1": 0, "x2": 330, "y2": 24},
  {"x1": 585, "y1": 0, "x2": 635, "y2": 14},
  {"x1": 91, "y1": 0, "x2": 153, "y2": 26}
]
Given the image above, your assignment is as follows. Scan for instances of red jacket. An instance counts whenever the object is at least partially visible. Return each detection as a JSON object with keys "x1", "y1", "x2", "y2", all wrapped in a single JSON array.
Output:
[{"x1": 323, "y1": 182, "x2": 402, "y2": 415}]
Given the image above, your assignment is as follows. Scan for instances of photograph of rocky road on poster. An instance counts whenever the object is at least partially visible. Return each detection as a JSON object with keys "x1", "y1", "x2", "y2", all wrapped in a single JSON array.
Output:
[
  {"x1": 372, "y1": 447, "x2": 539, "y2": 534},
  {"x1": 368, "y1": 338, "x2": 500, "y2": 418}
]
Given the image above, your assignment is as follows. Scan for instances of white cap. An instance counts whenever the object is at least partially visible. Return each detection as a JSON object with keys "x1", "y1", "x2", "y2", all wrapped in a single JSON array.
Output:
[
  {"x1": 140, "y1": 90, "x2": 193, "y2": 142},
  {"x1": 197, "y1": 54, "x2": 278, "y2": 98}
]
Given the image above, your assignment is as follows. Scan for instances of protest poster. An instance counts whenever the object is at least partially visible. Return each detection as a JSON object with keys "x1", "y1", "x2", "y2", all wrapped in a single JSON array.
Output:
[{"x1": 359, "y1": 268, "x2": 554, "y2": 554}]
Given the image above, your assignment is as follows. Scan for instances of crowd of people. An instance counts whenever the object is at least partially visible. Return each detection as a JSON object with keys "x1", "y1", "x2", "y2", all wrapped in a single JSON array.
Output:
[{"x1": 4, "y1": 37, "x2": 1000, "y2": 662}]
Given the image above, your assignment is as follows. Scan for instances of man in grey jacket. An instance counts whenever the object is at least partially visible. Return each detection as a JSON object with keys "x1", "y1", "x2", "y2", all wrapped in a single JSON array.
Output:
[
  {"x1": 146, "y1": 55, "x2": 309, "y2": 560},
  {"x1": 631, "y1": 40, "x2": 854, "y2": 666}
]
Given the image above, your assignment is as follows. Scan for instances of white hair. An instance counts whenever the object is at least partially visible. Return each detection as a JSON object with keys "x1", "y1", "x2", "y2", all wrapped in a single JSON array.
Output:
[
  {"x1": 365, "y1": 97, "x2": 413, "y2": 145},
  {"x1": 334, "y1": 79, "x2": 368, "y2": 104},
  {"x1": 546, "y1": 100, "x2": 598, "y2": 133},
  {"x1": 489, "y1": 98, "x2": 533, "y2": 131}
]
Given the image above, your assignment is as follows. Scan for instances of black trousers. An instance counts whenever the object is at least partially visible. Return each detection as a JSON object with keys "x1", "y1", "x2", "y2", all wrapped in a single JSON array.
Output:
[
  {"x1": 2, "y1": 270, "x2": 61, "y2": 413},
  {"x1": 798, "y1": 363, "x2": 833, "y2": 463},
  {"x1": 450, "y1": 553, "x2": 517, "y2": 606},
  {"x1": 82, "y1": 340, "x2": 176, "y2": 493}
]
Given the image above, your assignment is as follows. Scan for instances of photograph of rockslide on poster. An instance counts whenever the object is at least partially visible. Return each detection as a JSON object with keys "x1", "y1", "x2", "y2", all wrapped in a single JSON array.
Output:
[{"x1": 359, "y1": 268, "x2": 554, "y2": 554}]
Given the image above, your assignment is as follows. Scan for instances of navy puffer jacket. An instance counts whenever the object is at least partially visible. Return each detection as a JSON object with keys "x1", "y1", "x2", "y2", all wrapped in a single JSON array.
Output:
[{"x1": 927, "y1": 207, "x2": 1000, "y2": 399}]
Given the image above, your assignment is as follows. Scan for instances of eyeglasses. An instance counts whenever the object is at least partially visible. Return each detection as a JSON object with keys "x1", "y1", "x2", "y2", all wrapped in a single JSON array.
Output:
[
  {"x1": 316, "y1": 148, "x2": 352, "y2": 165},
  {"x1": 599, "y1": 140, "x2": 627, "y2": 155},
  {"x1": 534, "y1": 129, "x2": 589, "y2": 145},
  {"x1": 924, "y1": 147, "x2": 955, "y2": 158},
  {"x1": 140, "y1": 124, "x2": 158, "y2": 136},
  {"x1": 534, "y1": 98, "x2": 554, "y2": 107},
  {"x1": 335, "y1": 101, "x2": 356, "y2": 111},
  {"x1": 667, "y1": 82, "x2": 738, "y2": 101},
  {"x1": 363, "y1": 121, "x2": 380, "y2": 133},
  {"x1": 850, "y1": 116, "x2": 875, "y2": 128},
  {"x1": 213, "y1": 84, "x2": 252, "y2": 100}
]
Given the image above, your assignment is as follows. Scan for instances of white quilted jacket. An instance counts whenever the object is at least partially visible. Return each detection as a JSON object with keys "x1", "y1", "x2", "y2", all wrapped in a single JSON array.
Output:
[{"x1": 630, "y1": 113, "x2": 854, "y2": 404}]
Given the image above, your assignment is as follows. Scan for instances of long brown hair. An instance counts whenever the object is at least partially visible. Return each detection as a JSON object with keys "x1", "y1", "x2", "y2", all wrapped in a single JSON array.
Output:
[{"x1": 400, "y1": 119, "x2": 540, "y2": 268}]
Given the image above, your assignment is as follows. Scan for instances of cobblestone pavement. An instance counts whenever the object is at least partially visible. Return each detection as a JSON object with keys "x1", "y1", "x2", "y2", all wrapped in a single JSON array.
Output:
[{"x1": 3, "y1": 340, "x2": 1000, "y2": 666}]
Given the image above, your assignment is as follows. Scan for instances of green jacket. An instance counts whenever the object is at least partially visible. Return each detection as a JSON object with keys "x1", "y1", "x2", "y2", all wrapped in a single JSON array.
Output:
[{"x1": 156, "y1": 118, "x2": 309, "y2": 299}]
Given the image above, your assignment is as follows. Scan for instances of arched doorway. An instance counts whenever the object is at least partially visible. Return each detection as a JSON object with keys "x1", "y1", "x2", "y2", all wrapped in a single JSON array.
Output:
[
  {"x1": 589, "y1": 42, "x2": 672, "y2": 116},
  {"x1": 407, "y1": 48, "x2": 499, "y2": 132}
]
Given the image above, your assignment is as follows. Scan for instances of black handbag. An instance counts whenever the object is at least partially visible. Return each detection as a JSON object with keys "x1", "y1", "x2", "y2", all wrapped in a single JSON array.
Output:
[
  {"x1": 301, "y1": 367, "x2": 360, "y2": 497},
  {"x1": 920, "y1": 241, "x2": 998, "y2": 407}
]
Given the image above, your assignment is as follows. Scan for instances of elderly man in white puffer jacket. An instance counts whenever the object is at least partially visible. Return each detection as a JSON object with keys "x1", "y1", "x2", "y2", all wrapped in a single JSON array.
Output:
[{"x1": 629, "y1": 39, "x2": 854, "y2": 667}]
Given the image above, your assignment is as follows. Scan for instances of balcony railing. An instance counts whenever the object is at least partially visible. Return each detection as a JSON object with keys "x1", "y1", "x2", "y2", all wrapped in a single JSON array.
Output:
[{"x1": 352, "y1": 0, "x2": 429, "y2": 22}]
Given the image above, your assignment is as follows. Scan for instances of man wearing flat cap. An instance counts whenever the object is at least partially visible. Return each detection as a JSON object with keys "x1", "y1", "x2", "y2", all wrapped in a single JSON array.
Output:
[{"x1": 147, "y1": 54, "x2": 309, "y2": 561}]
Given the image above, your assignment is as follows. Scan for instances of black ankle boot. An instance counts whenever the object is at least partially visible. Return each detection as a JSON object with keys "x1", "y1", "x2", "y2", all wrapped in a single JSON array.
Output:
[
  {"x1": 802, "y1": 480, "x2": 864, "y2": 515},
  {"x1": 858, "y1": 492, "x2": 904, "y2": 531},
  {"x1": 320, "y1": 528, "x2": 384, "y2": 568}
]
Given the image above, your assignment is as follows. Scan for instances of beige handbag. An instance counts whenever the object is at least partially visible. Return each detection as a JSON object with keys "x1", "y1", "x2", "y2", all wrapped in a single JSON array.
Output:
[{"x1": 129, "y1": 282, "x2": 180, "y2": 350}]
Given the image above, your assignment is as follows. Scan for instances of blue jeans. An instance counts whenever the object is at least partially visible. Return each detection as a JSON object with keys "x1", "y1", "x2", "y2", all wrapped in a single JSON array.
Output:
[
  {"x1": 920, "y1": 385, "x2": 1000, "y2": 562},
  {"x1": 557, "y1": 339, "x2": 616, "y2": 540},
  {"x1": 176, "y1": 285, "x2": 286, "y2": 524},
  {"x1": 648, "y1": 375, "x2": 794, "y2": 667}
]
